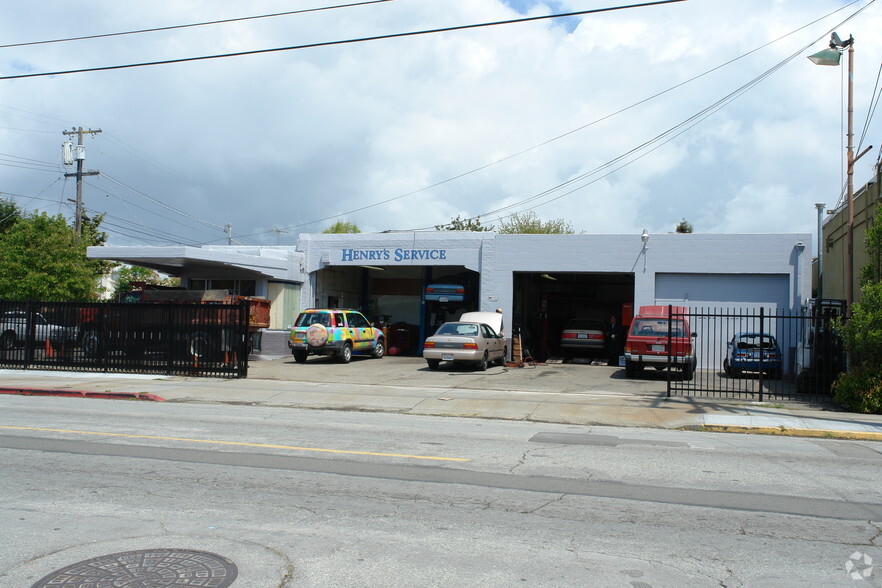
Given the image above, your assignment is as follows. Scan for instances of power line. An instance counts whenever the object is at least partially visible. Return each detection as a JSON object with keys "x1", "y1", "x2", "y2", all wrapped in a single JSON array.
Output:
[
  {"x1": 242, "y1": 0, "x2": 868, "y2": 238},
  {"x1": 0, "y1": 1, "x2": 686, "y2": 81},
  {"x1": 0, "y1": 1, "x2": 394, "y2": 49}
]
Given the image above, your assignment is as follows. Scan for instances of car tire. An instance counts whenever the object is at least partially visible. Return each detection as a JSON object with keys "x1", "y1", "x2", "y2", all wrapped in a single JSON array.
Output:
[
  {"x1": 371, "y1": 339, "x2": 385, "y2": 359},
  {"x1": 188, "y1": 331, "x2": 216, "y2": 363},
  {"x1": 625, "y1": 359, "x2": 639, "y2": 378},
  {"x1": 426, "y1": 359, "x2": 440, "y2": 370},
  {"x1": 495, "y1": 346, "x2": 508, "y2": 366},
  {"x1": 293, "y1": 350, "x2": 308, "y2": 364},
  {"x1": 80, "y1": 329, "x2": 103, "y2": 359},
  {"x1": 0, "y1": 330, "x2": 15, "y2": 351},
  {"x1": 682, "y1": 361, "x2": 695, "y2": 381},
  {"x1": 338, "y1": 342, "x2": 352, "y2": 364},
  {"x1": 723, "y1": 359, "x2": 731, "y2": 375},
  {"x1": 478, "y1": 352, "x2": 488, "y2": 372}
]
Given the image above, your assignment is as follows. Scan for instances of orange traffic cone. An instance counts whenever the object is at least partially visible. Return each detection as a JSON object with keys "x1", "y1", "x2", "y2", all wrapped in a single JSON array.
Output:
[{"x1": 45, "y1": 338, "x2": 54, "y2": 358}]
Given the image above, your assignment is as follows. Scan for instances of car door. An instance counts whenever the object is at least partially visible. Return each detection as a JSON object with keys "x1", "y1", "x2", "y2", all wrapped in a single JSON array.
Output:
[
  {"x1": 346, "y1": 312, "x2": 373, "y2": 351},
  {"x1": 481, "y1": 324, "x2": 503, "y2": 359}
]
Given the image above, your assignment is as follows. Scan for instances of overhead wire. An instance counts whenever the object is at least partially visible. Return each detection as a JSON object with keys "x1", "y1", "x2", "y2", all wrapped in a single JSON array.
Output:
[
  {"x1": 243, "y1": 0, "x2": 871, "y2": 237},
  {"x1": 468, "y1": 4, "x2": 879, "y2": 229},
  {"x1": 0, "y1": 1, "x2": 687, "y2": 80},
  {"x1": 0, "y1": 0, "x2": 395, "y2": 49}
]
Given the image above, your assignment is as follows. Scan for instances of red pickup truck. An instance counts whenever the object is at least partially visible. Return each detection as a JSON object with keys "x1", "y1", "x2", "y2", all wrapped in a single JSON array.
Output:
[{"x1": 624, "y1": 305, "x2": 696, "y2": 380}]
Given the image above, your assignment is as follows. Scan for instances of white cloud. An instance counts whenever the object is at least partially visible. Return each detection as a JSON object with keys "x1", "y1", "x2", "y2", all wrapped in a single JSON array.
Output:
[{"x1": 0, "y1": 0, "x2": 879, "y2": 247}]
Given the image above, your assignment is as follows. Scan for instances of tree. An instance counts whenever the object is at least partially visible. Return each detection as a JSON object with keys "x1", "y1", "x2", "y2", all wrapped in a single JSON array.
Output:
[
  {"x1": 676, "y1": 219, "x2": 694, "y2": 234},
  {"x1": 832, "y1": 204, "x2": 882, "y2": 413},
  {"x1": 0, "y1": 198, "x2": 23, "y2": 234},
  {"x1": 0, "y1": 212, "x2": 101, "y2": 301},
  {"x1": 435, "y1": 215, "x2": 493, "y2": 232},
  {"x1": 323, "y1": 220, "x2": 360, "y2": 234},
  {"x1": 497, "y1": 211, "x2": 575, "y2": 234},
  {"x1": 112, "y1": 265, "x2": 179, "y2": 301}
]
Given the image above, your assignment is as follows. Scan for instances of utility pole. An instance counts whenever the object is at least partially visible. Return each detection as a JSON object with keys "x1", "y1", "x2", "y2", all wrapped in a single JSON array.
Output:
[{"x1": 62, "y1": 127, "x2": 102, "y2": 235}]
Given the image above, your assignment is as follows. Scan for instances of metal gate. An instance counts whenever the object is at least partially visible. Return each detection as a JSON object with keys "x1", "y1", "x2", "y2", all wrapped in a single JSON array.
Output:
[
  {"x1": 664, "y1": 305, "x2": 844, "y2": 401},
  {"x1": 0, "y1": 300, "x2": 251, "y2": 378}
]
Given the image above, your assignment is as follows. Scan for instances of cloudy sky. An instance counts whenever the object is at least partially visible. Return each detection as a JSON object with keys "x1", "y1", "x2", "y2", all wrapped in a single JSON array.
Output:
[{"x1": 1, "y1": 0, "x2": 880, "y2": 248}]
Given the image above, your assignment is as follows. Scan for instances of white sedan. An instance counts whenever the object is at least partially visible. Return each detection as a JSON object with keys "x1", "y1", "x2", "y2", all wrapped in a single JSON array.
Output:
[{"x1": 423, "y1": 320, "x2": 506, "y2": 371}]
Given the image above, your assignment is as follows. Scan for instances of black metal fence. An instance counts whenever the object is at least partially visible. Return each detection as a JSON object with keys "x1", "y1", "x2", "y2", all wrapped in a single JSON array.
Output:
[
  {"x1": 0, "y1": 300, "x2": 250, "y2": 378},
  {"x1": 657, "y1": 305, "x2": 845, "y2": 401}
]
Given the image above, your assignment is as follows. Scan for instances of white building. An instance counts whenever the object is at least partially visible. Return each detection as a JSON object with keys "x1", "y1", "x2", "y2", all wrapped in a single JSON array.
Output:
[{"x1": 88, "y1": 230, "x2": 811, "y2": 358}]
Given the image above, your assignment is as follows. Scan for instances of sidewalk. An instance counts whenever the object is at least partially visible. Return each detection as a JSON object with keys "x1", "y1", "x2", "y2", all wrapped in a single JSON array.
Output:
[{"x1": 2, "y1": 357, "x2": 882, "y2": 440}]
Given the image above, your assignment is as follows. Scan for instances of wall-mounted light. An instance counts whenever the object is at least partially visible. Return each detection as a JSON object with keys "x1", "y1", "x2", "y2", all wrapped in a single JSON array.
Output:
[{"x1": 640, "y1": 229, "x2": 649, "y2": 247}]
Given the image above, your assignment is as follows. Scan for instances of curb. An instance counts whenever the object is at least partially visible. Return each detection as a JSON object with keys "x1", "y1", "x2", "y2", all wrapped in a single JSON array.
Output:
[
  {"x1": 0, "y1": 388, "x2": 165, "y2": 402},
  {"x1": 687, "y1": 424, "x2": 882, "y2": 442}
]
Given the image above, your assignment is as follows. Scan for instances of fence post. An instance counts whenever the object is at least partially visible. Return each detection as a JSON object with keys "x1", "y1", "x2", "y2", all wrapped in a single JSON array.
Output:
[
  {"x1": 666, "y1": 304, "x2": 673, "y2": 398},
  {"x1": 758, "y1": 307, "x2": 765, "y2": 403}
]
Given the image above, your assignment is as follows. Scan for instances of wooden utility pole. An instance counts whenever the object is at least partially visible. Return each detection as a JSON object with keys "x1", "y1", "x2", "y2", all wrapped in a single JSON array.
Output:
[{"x1": 62, "y1": 127, "x2": 102, "y2": 235}]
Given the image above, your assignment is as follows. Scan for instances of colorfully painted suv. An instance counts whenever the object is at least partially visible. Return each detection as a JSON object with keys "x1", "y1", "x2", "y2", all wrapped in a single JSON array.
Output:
[
  {"x1": 288, "y1": 309, "x2": 385, "y2": 364},
  {"x1": 624, "y1": 305, "x2": 696, "y2": 380}
]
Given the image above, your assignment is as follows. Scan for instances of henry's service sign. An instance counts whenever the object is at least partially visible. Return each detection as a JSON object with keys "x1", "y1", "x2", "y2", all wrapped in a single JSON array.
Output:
[{"x1": 331, "y1": 246, "x2": 478, "y2": 268}]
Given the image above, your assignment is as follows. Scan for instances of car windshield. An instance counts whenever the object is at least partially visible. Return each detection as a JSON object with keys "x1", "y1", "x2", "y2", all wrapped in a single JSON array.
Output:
[
  {"x1": 736, "y1": 335, "x2": 777, "y2": 350},
  {"x1": 435, "y1": 323, "x2": 479, "y2": 337},
  {"x1": 631, "y1": 318, "x2": 687, "y2": 336},
  {"x1": 564, "y1": 320, "x2": 603, "y2": 331},
  {"x1": 295, "y1": 313, "x2": 331, "y2": 327}
]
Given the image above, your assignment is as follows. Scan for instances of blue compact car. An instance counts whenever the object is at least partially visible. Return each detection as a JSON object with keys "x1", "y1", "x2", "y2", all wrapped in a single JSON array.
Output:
[{"x1": 723, "y1": 332, "x2": 783, "y2": 379}]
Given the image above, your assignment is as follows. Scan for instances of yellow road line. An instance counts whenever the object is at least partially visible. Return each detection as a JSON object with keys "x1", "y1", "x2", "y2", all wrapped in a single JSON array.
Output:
[{"x1": 0, "y1": 425, "x2": 470, "y2": 462}]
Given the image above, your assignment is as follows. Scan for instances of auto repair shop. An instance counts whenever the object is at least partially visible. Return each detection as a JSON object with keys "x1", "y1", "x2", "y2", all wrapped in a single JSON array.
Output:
[{"x1": 90, "y1": 230, "x2": 811, "y2": 360}]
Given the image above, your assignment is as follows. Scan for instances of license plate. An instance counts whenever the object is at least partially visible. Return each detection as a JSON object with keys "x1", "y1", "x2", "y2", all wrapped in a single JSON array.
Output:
[
  {"x1": 442, "y1": 354, "x2": 454, "y2": 361},
  {"x1": 577, "y1": 333, "x2": 588, "y2": 339},
  {"x1": 439, "y1": 296, "x2": 449, "y2": 302},
  {"x1": 651, "y1": 345, "x2": 665, "y2": 352}
]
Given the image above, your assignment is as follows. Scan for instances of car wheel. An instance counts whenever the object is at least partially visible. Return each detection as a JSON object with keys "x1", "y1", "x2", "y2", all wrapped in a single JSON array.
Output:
[
  {"x1": 188, "y1": 331, "x2": 216, "y2": 363},
  {"x1": 478, "y1": 352, "x2": 488, "y2": 371},
  {"x1": 426, "y1": 359, "x2": 440, "y2": 370},
  {"x1": 371, "y1": 339, "x2": 385, "y2": 359},
  {"x1": 723, "y1": 359, "x2": 731, "y2": 375},
  {"x1": 80, "y1": 329, "x2": 102, "y2": 358},
  {"x1": 682, "y1": 362, "x2": 695, "y2": 381},
  {"x1": 0, "y1": 330, "x2": 15, "y2": 351},
  {"x1": 338, "y1": 342, "x2": 352, "y2": 364},
  {"x1": 625, "y1": 359, "x2": 641, "y2": 378},
  {"x1": 293, "y1": 350, "x2": 308, "y2": 364},
  {"x1": 495, "y1": 346, "x2": 508, "y2": 366}
]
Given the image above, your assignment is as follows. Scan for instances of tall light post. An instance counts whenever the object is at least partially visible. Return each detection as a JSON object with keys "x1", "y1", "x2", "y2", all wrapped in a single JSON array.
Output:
[
  {"x1": 808, "y1": 33, "x2": 872, "y2": 312},
  {"x1": 815, "y1": 202, "x2": 825, "y2": 303}
]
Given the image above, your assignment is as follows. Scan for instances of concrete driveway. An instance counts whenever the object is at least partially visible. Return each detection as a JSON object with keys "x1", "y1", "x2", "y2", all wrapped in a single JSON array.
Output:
[{"x1": 248, "y1": 354, "x2": 670, "y2": 396}]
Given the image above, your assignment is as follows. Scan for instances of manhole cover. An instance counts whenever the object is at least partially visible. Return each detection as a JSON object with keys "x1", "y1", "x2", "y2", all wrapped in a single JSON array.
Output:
[{"x1": 32, "y1": 548, "x2": 238, "y2": 588}]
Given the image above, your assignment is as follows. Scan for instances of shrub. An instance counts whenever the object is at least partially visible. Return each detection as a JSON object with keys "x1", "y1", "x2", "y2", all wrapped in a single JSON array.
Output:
[{"x1": 832, "y1": 366, "x2": 882, "y2": 414}]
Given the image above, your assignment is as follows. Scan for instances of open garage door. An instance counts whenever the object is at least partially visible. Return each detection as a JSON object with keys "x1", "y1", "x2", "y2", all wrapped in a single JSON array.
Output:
[{"x1": 512, "y1": 272, "x2": 634, "y2": 361}]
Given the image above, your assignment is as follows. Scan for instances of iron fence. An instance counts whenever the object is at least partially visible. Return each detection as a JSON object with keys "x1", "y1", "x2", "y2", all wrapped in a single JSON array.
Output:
[
  {"x1": 659, "y1": 305, "x2": 844, "y2": 401},
  {"x1": 0, "y1": 300, "x2": 250, "y2": 378}
]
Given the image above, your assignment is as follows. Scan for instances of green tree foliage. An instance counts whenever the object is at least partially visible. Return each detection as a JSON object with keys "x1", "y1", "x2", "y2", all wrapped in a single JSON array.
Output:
[
  {"x1": 0, "y1": 212, "x2": 102, "y2": 301},
  {"x1": 435, "y1": 215, "x2": 493, "y2": 232},
  {"x1": 497, "y1": 211, "x2": 575, "y2": 234},
  {"x1": 323, "y1": 220, "x2": 360, "y2": 234},
  {"x1": 0, "y1": 198, "x2": 23, "y2": 234},
  {"x1": 112, "y1": 265, "x2": 179, "y2": 301},
  {"x1": 676, "y1": 219, "x2": 694, "y2": 233},
  {"x1": 834, "y1": 205, "x2": 882, "y2": 413}
]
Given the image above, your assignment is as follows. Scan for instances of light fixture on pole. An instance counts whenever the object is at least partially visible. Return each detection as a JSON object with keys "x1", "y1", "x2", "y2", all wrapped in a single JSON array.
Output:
[
  {"x1": 640, "y1": 229, "x2": 649, "y2": 247},
  {"x1": 807, "y1": 32, "x2": 872, "y2": 313}
]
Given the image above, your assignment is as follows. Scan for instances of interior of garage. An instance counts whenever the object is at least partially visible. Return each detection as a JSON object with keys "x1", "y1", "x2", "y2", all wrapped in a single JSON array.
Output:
[
  {"x1": 512, "y1": 272, "x2": 634, "y2": 361},
  {"x1": 314, "y1": 265, "x2": 479, "y2": 355}
]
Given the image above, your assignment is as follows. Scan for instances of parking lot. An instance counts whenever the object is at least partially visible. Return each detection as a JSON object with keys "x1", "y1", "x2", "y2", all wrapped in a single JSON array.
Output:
[{"x1": 248, "y1": 354, "x2": 671, "y2": 396}]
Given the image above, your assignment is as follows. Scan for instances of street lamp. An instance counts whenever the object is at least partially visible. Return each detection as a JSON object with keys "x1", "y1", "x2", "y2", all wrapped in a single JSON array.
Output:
[
  {"x1": 808, "y1": 33, "x2": 872, "y2": 312},
  {"x1": 815, "y1": 202, "x2": 825, "y2": 303}
]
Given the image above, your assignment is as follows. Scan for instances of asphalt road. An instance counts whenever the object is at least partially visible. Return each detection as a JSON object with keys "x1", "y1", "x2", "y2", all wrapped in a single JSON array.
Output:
[{"x1": 1, "y1": 395, "x2": 881, "y2": 587}]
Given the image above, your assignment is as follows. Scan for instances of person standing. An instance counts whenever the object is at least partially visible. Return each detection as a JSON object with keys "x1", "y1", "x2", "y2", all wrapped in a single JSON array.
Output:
[{"x1": 606, "y1": 315, "x2": 624, "y2": 366}]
